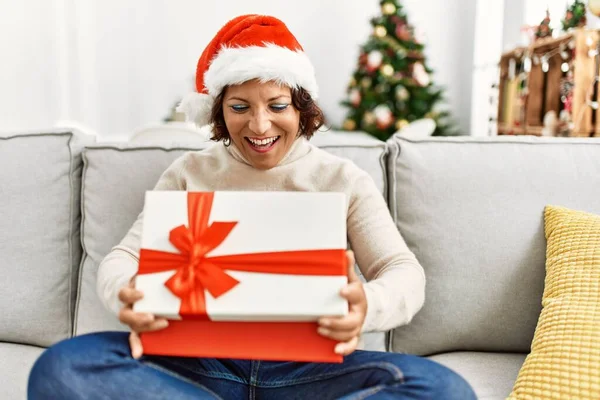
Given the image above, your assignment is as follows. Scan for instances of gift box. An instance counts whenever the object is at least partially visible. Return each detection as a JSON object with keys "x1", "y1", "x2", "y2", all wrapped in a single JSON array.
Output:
[{"x1": 133, "y1": 191, "x2": 349, "y2": 362}]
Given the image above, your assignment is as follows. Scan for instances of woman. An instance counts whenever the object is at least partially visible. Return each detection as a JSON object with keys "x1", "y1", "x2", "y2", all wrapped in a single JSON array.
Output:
[{"x1": 28, "y1": 15, "x2": 476, "y2": 399}]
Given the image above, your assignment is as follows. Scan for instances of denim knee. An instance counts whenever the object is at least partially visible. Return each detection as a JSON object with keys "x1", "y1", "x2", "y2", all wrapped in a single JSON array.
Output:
[
  {"x1": 386, "y1": 354, "x2": 476, "y2": 400},
  {"x1": 28, "y1": 339, "x2": 74, "y2": 396},
  {"x1": 430, "y1": 366, "x2": 477, "y2": 400},
  {"x1": 28, "y1": 332, "x2": 129, "y2": 398}
]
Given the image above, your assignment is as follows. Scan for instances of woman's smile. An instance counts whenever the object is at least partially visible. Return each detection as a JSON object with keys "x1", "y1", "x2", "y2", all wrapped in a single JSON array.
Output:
[{"x1": 245, "y1": 135, "x2": 281, "y2": 153}]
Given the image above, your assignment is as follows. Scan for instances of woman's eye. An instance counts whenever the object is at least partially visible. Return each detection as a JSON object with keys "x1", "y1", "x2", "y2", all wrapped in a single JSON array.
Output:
[
  {"x1": 270, "y1": 104, "x2": 289, "y2": 112},
  {"x1": 230, "y1": 105, "x2": 249, "y2": 112}
]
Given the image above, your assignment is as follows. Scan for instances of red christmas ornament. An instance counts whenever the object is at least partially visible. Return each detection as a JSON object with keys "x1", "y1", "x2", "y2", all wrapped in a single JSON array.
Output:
[
  {"x1": 366, "y1": 50, "x2": 383, "y2": 73},
  {"x1": 359, "y1": 52, "x2": 368, "y2": 66},
  {"x1": 374, "y1": 105, "x2": 394, "y2": 129},
  {"x1": 396, "y1": 24, "x2": 411, "y2": 41},
  {"x1": 349, "y1": 89, "x2": 361, "y2": 107}
]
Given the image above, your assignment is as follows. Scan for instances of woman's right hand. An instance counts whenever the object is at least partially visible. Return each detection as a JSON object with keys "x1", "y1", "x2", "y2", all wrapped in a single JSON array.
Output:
[{"x1": 118, "y1": 277, "x2": 169, "y2": 359}]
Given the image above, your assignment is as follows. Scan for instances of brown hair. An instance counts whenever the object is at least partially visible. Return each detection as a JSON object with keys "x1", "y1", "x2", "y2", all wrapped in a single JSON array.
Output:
[{"x1": 209, "y1": 86, "x2": 325, "y2": 143}]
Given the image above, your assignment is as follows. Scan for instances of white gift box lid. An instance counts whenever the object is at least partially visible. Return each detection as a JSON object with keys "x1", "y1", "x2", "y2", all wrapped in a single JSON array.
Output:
[{"x1": 134, "y1": 191, "x2": 349, "y2": 321}]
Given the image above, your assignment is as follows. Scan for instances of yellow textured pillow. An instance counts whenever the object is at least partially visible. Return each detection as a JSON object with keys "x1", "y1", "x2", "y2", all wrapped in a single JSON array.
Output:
[{"x1": 508, "y1": 206, "x2": 600, "y2": 400}]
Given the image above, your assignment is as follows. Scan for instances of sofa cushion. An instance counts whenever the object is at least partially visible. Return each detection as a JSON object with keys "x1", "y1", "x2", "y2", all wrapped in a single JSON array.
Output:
[
  {"x1": 508, "y1": 206, "x2": 600, "y2": 400},
  {"x1": 75, "y1": 133, "x2": 387, "y2": 336},
  {"x1": 0, "y1": 131, "x2": 90, "y2": 347},
  {"x1": 387, "y1": 136, "x2": 600, "y2": 355},
  {"x1": 310, "y1": 131, "x2": 387, "y2": 195},
  {"x1": 0, "y1": 342, "x2": 45, "y2": 400},
  {"x1": 428, "y1": 352, "x2": 526, "y2": 400},
  {"x1": 75, "y1": 143, "x2": 210, "y2": 334}
]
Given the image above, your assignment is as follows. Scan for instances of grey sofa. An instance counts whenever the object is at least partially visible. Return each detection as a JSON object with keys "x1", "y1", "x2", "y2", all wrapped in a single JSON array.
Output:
[{"x1": 1, "y1": 129, "x2": 599, "y2": 400}]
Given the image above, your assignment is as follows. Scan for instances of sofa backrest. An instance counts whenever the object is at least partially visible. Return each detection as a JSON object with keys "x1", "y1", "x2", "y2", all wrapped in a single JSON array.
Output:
[
  {"x1": 0, "y1": 131, "x2": 92, "y2": 347},
  {"x1": 387, "y1": 136, "x2": 600, "y2": 356},
  {"x1": 74, "y1": 132, "x2": 387, "y2": 336}
]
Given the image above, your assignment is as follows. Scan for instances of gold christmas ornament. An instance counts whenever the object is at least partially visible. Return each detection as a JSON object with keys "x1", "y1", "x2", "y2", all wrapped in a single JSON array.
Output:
[
  {"x1": 349, "y1": 77, "x2": 357, "y2": 87},
  {"x1": 374, "y1": 83, "x2": 390, "y2": 94},
  {"x1": 363, "y1": 112, "x2": 376, "y2": 125},
  {"x1": 589, "y1": 0, "x2": 600, "y2": 17},
  {"x1": 361, "y1": 77, "x2": 372, "y2": 88},
  {"x1": 395, "y1": 85, "x2": 409, "y2": 101},
  {"x1": 381, "y1": 64, "x2": 394, "y2": 77},
  {"x1": 395, "y1": 119, "x2": 409, "y2": 130},
  {"x1": 374, "y1": 25, "x2": 387, "y2": 38},
  {"x1": 343, "y1": 119, "x2": 357, "y2": 131},
  {"x1": 382, "y1": 2, "x2": 397, "y2": 15}
]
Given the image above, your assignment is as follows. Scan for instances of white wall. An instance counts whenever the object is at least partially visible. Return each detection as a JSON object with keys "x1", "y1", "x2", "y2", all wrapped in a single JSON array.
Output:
[
  {"x1": 470, "y1": 0, "x2": 504, "y2": 137},
  {"x1": 0, "y1": 0, "x2": 477, "y2": 139},
  {"x1": 0, "y1": 0, "x2": 61, "y2": 132},
  {"x1": 502, "y1": 0, "x2": 526, "y2": 51},
  {"x1": 400, "y1": 0, "x2": 476, "y2": 134}
]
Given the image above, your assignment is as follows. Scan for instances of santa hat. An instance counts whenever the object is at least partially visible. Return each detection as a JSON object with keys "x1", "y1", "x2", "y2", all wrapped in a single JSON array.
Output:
[{"x1": 177, "y1": 14, "x2": 319, "y2": 127}]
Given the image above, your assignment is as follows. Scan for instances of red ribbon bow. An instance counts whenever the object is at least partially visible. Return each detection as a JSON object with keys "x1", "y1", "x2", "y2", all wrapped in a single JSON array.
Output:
[{"x1": 138, "y1": 192, "x2": 346, "y2": 319}]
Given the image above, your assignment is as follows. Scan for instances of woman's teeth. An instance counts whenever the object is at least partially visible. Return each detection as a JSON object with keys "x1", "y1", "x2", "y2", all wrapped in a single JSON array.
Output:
[{"x1": 247, "y1": 136, "x2": 279, "y2": 146}]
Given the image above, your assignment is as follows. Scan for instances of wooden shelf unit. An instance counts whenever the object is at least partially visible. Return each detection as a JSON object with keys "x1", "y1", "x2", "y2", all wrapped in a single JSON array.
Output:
[{"x1": 497, "y1": 28, "x2": 600, "y2": 137}]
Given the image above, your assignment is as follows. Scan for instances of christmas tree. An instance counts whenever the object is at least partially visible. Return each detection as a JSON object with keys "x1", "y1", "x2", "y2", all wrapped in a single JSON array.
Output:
[
  {"x1": 561, "y1": 0, "x2": 587, "y2": 31},
  {"x1": 340, "y1": 0, "x2": 453, "y2": 140},
  {"x1": 536, "y1": 9, "x2": 553, "y2": 40}
]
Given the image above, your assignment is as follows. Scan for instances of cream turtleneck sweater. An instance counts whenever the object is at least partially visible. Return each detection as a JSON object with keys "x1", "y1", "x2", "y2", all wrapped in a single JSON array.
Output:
[{"x1": 97, "y1": 138, "x2": 425, "y2": 337}]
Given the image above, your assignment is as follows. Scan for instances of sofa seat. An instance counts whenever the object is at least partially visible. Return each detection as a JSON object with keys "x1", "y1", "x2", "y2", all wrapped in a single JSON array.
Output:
[
  {"x1": 428, "y1": 351, "x2": 526, "y2": 400},
  {"x1": 0, "y1": 342, "x2": 45, "y2": 399}
]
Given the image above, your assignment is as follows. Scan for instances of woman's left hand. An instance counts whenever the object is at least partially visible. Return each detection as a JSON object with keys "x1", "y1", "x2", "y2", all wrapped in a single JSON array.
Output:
[{"x1": 318, "y1": 250, "x2": 367, "y2": 356}]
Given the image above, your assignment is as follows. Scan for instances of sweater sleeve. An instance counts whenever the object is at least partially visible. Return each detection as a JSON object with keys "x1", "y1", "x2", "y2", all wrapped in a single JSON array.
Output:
[
  {"x1": 347, "y1": 170, "x2": 426, "y2": 333},
  {"x1": 96, "y1": 155, "x2": 187, "y2": 316}
]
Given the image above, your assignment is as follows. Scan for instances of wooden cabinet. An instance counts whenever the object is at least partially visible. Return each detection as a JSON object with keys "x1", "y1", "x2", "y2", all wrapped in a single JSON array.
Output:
[{"x1": 497, "y1": 28, "x2": 599, "y2": 137}]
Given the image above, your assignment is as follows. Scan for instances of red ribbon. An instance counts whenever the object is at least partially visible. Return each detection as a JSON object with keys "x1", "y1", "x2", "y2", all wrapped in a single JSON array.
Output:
[{"x1": 138, "y1": 192, "x2": 347, "y2": 319}]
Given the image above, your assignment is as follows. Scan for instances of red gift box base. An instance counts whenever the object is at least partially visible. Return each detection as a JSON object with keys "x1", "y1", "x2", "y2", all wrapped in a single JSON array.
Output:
[{"x1": 140, "y1": 320, "x2": 343, "y2": 363}]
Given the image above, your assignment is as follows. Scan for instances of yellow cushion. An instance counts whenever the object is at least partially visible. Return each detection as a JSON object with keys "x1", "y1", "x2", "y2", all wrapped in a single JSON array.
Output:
[{"x1": 508, "y1": 206, "x2": 600, "y2": 400}]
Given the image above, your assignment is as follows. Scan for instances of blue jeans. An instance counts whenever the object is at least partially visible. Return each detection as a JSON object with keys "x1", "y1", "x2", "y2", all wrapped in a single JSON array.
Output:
[{"x1": 28, "y1": 332, "x2": 476, "y2": 399}]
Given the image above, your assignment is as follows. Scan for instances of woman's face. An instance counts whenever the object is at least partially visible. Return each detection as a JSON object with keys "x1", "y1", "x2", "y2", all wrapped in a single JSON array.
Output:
[{"x1": 223, "y1": 80, "x2": 301, "y2": 170}]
